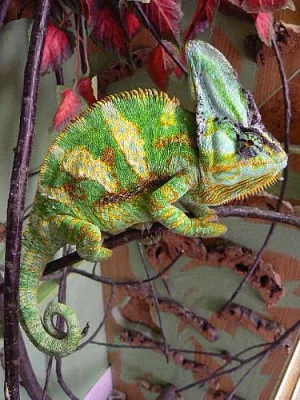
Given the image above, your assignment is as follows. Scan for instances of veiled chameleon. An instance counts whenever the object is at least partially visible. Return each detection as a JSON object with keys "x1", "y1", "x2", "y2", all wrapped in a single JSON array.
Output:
[{"x1": 19, "y1": 41, "x2": 287, "y2": 357}]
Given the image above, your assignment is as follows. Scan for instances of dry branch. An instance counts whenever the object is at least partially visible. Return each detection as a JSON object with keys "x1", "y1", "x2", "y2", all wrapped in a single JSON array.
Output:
[
  {"x1": 120, "y1": 283, "x2": 218, "y2": 342},
  {"x1": 120, "y1": 329, "x2": 213, "y2": 380},
  {"x1": 4, "y1": 0, "x2": 51, "y2": 398},
  {"x1": 147, "y1": 232, "x2": 284, "y2": 306},
  {"x1": 220, "y1": 303, "x2": 286, "y2": 344}
]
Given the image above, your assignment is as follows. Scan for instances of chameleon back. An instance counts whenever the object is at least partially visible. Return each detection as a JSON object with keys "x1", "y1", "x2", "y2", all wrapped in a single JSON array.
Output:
[{"x1": 36, "y1": 89, "x2": 197, "y2": 234}]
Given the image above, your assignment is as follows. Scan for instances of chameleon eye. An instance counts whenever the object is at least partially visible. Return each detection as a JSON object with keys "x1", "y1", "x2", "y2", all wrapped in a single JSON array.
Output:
[
  {"x1": 238, "y1": 133, "x2": 262, "y2": 158},
  {"x1": 245, "y1": 139, "x2": 254, "y2": 147}
]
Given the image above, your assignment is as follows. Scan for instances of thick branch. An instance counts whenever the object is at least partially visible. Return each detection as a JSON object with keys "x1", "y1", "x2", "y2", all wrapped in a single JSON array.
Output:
[
  {"x1": 4, "y1": 1, "x2": 52, "y2": 398},
  {"x1": 43, "y1": 207, "x2": 299, "y2": 276}
]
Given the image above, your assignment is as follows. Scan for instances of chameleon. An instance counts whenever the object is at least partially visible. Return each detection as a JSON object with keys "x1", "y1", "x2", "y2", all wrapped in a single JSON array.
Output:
[{"x1": 19, "y1": 40, "x2": 287, "y2": 357}]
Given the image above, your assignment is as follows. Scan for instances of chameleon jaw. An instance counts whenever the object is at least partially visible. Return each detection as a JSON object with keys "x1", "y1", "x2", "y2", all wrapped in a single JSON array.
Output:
[
  {"x1": 230, "y1": 172, "x2": 281, "y2": 202},
  {"x1": 201, "y1": 172, "x2": 282, "y2": 206}
]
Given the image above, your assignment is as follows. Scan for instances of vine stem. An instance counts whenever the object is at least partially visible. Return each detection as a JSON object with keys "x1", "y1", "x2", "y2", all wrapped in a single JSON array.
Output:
[{"x1": 3, "y1": 1, "x2": 52, "y2": 398}]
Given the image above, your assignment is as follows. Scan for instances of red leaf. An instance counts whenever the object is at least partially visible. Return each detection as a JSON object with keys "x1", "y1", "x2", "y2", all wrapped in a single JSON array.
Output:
[
  {"x1": 147, "y1": 42, "x2": 177, "y2": 91},
  {"x1": 227, "y1": 0, "x2": 294, "y2": 13},
  {"x1": 53, "y1": 89, "x2": 83, "y2": 131},
  {"x1": 183, "y1": 0, "x2": 219, "y2": 42},
  {"x1": 41, "y1": 23, "x2": 73, "y2": 75},
  {"x1": 125, "y1": 10, "x2": 142, "y2": 39},
  {"x1": 82, "y1": 0, "x2": 98, "y2": 28},
  {"x1": 75, "y1": 77, "x2": 97, "y2": 106},
  {"x1": 141, "y1": 0, "x2": 182, "y2": 41},
  {"x1": 92, "y1": 4, "x2": 131, "y2": 57},
  {"x1": 253, "y1": 12, "x2": 273, "y2": 45}
]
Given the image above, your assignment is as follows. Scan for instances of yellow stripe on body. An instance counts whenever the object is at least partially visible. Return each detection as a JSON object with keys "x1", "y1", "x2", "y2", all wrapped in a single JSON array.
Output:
[
  {"x1": 101, "y1": 103, "x2": 150, "y2": 179},
  {"x1": 62, "y1": 147, "x2": 119, "y2": 193}
]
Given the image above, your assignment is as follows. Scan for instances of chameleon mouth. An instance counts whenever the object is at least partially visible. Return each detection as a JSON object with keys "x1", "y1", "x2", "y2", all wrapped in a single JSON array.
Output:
[
  {"x1": 230, "y1": 173, "x2": 281, "y2": 202},
  {"x1": 202, "y1": 172, "x2": 282, "y2": 206}
]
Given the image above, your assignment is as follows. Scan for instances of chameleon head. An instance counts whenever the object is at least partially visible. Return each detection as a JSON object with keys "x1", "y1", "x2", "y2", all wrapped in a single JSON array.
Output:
[
  {"x1": 198, "y1": 118, "x2": 287, "y2": 205},
  {"x1": 184, "y1": 40, "x2": 287, "y2": 205}
]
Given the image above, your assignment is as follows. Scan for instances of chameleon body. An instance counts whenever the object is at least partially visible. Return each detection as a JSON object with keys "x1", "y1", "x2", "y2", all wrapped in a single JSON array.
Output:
[{"x1": 19, "y1": 41, "x2": 287, "y2": 357}]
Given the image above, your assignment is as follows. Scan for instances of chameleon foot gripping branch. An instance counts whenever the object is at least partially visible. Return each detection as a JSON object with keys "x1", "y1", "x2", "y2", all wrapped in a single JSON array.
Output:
[{"x1": 19, "y1": 40, "x2": 287, "y2": 357}]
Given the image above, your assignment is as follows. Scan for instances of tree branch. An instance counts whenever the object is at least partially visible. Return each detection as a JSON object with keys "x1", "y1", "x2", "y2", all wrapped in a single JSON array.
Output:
[
  {"x1": 4, "y1": 1, "x2": 52, "y2": 398},
  {"x1": 43, "y1": 207, "x2": 299, "y2": 276}
]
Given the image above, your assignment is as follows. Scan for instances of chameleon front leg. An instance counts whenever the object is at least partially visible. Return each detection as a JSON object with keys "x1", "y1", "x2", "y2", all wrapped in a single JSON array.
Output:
[
  {"x1": 149, "y1": 170, "x2": 226, "y2": 237},
  {"x1": 49, "y1": 215, "x2": 112, "y2": 261},
  {"x1": 180, "y1": 192, "x2": 220, "y2": 224}
]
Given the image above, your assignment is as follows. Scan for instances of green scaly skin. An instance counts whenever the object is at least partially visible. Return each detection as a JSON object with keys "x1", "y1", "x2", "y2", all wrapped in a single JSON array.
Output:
[{"x1": 19, "y1": 41, "x2": 287, "y2": 357}]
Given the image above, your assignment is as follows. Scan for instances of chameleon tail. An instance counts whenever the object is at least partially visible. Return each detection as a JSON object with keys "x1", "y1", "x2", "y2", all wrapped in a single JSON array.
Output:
[{"x1": 19, "y1": 223, "x2": 82, "y2": 358}]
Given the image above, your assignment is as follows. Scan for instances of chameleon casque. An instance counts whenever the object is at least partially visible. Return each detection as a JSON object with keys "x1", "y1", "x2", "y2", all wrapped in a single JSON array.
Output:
[{"x1": 19, "y1": 41, "x2": 287, "y2": 357}]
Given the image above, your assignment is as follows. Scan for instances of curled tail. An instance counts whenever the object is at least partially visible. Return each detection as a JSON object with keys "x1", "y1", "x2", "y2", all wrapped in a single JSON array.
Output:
[{"x1": 19, "y1": 223, "x2": 82, "y2": 358}]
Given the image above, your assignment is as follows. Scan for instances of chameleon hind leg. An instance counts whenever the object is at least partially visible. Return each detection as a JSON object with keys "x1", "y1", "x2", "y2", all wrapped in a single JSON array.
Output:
[
  {"x1": 49, "y1": 215, "x2": 112, "y2": 261},
  {"x1": 149, "y1": 170, "x2": 226, "y2": 237}
]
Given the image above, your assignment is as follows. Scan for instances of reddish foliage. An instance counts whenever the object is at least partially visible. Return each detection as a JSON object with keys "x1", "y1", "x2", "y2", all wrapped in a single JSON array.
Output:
[
  {"x1": 184, "y1": 0, "x2": 220, "y2": 42},
  {"x1": 91, "y1": 3, "x2": 140, "y2": 57},
  {"x1": 141, "y1": 0, "x2": 182, "y2": 41},
  {"x1": 253, "y1": 12, "x2": 273, "y2": 45},
  {"x1": 52, "y1": 89, "x2": 82, "y2": 132},
  {"x1": 125, "y1": 9, "x2": 142, "y2": 39},
  {"x1": 75, "y1": 77, "x2": 96, "y2": 105},
  {"x1": 147, "y1": 42, "x2": 178, "y2": 91},
  {"x1": 4, "y1": 0, "x2": 36, "y2": 23},
  {"x1": 227, "y1": 0, "x2": 294, "y2": 13},
  {"x1": 40, "y1": 23, "x2": 73, "y2": 75}
]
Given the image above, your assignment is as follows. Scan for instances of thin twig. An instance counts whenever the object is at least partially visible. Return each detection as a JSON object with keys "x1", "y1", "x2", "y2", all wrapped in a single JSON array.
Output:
[
  {"x1": 68, "y1": 253, "x2": 182, "y2": 286},
  {"x1": 4, "y1": 1, "x2": 52, "y2": 398},
  {"x1": 214, "y1": 206, "x2": 299, "y2": 228},
  {"x1": 223, "y1": 34, "x2": 291, "y2": 309},
  {"x1": 138, "y1": 243, "x2": 169, "y2": 363},
  {"x1": 132, "y1": 1, "x2": 187, "y2": 75},
  {"x1": 19, "y1": 334, "x2": 53, "y2": 400},
  {"x1": 28, "y1": 167, "x2": 41, "y2": 178},
  {"x1": 75, "y1": 13, "x2": 88, "y2": 75},
  {"x1": 90, "y1": 341, "x2": 243, "y2": 362},
  {"x1": 55, "y1": 248, "x2": 80, "y2": 400},
  {"x1": 56, "y1": 359, "x2": 79, "y2": 400},
  {"x1": 55, "y1": 67, "x2": 64, "y2": 86},
  {"x1": 225, "y1": 355, "x2": 265, "y2": 400},
  {"x1": 76, "y1": 284, "x2": 116, "y2": 351},
  {"x1": 0, "y1": 0, "x2": 10, "y2": 30},
  {"x1": 176, "y1": 320, "x2": 300, "y2": 394},
  {"x1": 42, "y1": 357, "x2": 53, "y2": 400}
]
